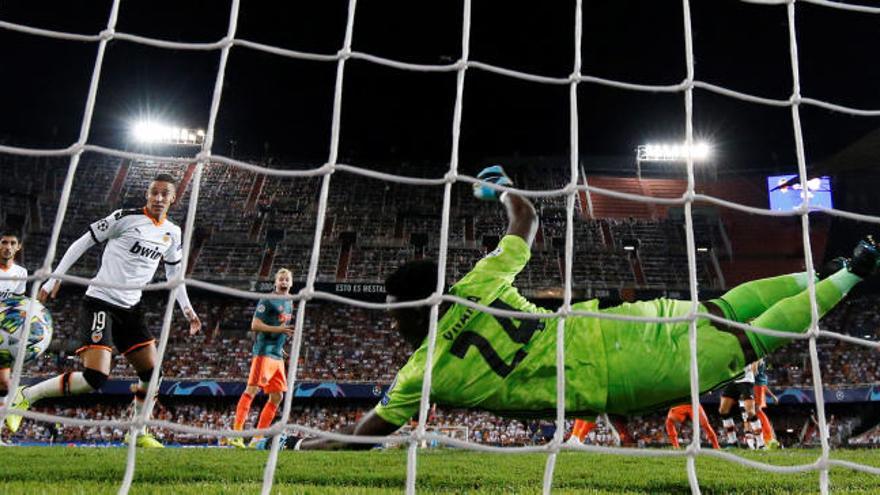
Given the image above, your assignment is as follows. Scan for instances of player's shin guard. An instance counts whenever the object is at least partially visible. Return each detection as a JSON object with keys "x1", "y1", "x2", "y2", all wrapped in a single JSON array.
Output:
[
  {"x1": 745, "y1": 269, "x2": 860, "y2": 358},
  {"x1": 131, "y1": 368, "x2": 160, "y2": 435},
  {"x1": 23, "y1": 369, "x2": 106, "y2": 403},
  {"x1": 234, "y1": 392, "x2": 255, "y2": 430},
  {"x1": 720, "y1": 412, "x2": 737, "y2": 445},
  {"x1": 748, "y1": 415, "x2": 765, "y2": 448}
]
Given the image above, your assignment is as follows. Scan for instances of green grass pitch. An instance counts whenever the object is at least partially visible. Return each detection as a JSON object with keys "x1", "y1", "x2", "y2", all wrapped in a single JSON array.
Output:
[{"x1": 2, "y1": 446, "x2": 879, "y2": 494}]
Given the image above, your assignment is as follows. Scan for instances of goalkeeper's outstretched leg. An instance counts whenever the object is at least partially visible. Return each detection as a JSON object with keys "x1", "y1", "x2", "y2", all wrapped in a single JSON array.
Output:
[
  {"x1": 592, "y1": 235, "x2": 876, "y2": 416},
  {"x1": 710, "y1": 236, "x2": 878, "y2": 358}
]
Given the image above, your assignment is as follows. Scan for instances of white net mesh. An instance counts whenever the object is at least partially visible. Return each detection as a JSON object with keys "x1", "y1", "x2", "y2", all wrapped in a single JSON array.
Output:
[{"x1": 1, "y1": 0, "x2": 880, "y2": 494}]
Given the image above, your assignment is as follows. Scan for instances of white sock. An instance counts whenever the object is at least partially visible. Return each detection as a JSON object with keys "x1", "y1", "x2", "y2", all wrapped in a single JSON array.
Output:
[
  {"x1": 131, "y1": 380, "x2": 153, "y2": 435},
  {"x1": 745, "y1": 433, "x2": 756, "y2": 450},
  {"x1": 750, "y1": 419, "x2": 765, "y2": 448},
  {"x1": 23, "y1": 372, "x2": 94, "y2": 403},
  {"x1": 722, "y1": 418, "x2": 737, "y2": 444}
]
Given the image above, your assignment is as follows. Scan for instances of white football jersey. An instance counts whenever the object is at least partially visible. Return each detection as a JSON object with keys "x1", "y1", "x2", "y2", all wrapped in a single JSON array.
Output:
[
  {"x1": 0, "y1": 262, "x2": 28, "y2": 299},
  {"x1": 735, "y1": 363, "x2": 756, "y2": 384},
  {"x1": 85, "y1": 208, "x2": 183, "y2": 308}
]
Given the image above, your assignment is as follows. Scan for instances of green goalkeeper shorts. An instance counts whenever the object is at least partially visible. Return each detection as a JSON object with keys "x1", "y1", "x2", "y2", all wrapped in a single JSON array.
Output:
[{"x1": 596, "y1": 298, "x2": 746, "y2": 415}]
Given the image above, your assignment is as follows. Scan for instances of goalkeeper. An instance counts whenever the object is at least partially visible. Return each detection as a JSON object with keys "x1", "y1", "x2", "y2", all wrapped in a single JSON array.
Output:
[{"x1": 289, "y1": 165, "x2": 876, "y2": 451}]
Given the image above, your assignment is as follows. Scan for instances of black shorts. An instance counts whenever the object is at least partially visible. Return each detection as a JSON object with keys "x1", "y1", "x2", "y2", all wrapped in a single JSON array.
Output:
[
  {"x1": 721, "y1": 381, "x2": 755, "y2": 401},
  {"x1": 76, "y1": 296, "x2": 154, "y2": 356}
]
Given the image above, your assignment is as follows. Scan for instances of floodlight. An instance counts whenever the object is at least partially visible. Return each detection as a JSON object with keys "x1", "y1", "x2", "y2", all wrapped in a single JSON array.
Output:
[
  {"x1": 131, "y1": 120, "x2": 205, "y2": 146},
  {"x1": 637, "y1": 142, "x2": 712, "y2": 162},
  {"x1": 132, "y1": 121, "x2": 164, "y2": 143}
]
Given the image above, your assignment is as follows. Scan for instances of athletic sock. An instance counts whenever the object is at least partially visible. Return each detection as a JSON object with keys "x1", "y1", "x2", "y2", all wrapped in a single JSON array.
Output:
[
  {"x1": 749, "y1": 416, "x2": 765, "y2": 448},
  {"x1": 745, "y1": 432, "x2": 756, "y2": 450},
  {"x1": 666, "y1": 419, "x2": 680, "y2": 448},
  {"x1": 131, "y1": 380, "x2": 153, "y2": 435},
  {"x1": 234, "y1": 392, "x2": 255, "y2": 430},
  {"x1": 721, "y1": 417, "x2": 737, "y2": 444},
  {"x1": 580, "y1": 420, "x2": 598, "y2": 442},
  {"x1": 571, "y1": 419, "x2": 586, "y2": 441},
  {"x1": 257, "y1": 401, "x2": 278, "y2": 430},
  {"x1": 23, "y1": 372, "x2": 94, "y2": 403},
  {"x1": 757, "y1": 409, "x2": 775, "y2": 443},
  {"x1": 746, "y1": 268, "x2": 860, "y2": 358}
]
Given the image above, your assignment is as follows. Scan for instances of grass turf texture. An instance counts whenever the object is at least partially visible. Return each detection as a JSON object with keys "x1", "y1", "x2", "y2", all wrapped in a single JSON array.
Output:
[{"x1": 2, "y1": 447, "x2": 879, "y2": 494}]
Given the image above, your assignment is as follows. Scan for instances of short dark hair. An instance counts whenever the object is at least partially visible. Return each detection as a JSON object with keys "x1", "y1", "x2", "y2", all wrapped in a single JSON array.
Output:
[
  {"x1": 153, "y1": 173, "x2": 177, "y2": 185},
  {"x1": 0, "y1": 230, "x2": 21, "y2": 240},
  {"x1": 385, "y1": 259, "x2": 439, "y2": 301}
]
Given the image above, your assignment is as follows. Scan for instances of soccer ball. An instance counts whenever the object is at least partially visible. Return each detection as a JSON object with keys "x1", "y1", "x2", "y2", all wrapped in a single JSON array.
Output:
[{"x1": 0, "y1": 295, "x2": 54, "y2": 368}]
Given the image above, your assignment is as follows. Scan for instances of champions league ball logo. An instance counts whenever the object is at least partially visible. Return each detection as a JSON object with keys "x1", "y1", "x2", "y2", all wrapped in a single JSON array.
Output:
[{"x1": 0, "y1": 296, "x2": 54, "y2": 368}]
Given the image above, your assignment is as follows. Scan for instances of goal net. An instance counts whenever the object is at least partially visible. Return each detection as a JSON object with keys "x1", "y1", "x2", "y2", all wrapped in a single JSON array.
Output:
[
  {"x1": 397, "y1": 424, "x2": 469, "y2": 448},
  {"x1": 1, "y1": 1, "x2": 880, "y2": 494}
]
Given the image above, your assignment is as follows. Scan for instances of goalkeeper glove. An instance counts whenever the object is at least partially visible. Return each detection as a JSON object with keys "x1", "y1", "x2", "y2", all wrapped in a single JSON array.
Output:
[{"x1": 473, "y1": 165, "x2": 512, "y2": 201}]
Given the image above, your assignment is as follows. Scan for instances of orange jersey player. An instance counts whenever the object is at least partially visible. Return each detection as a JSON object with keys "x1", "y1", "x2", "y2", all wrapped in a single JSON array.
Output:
[
  {"x1": 666, "y1": 404, "x2": 719, "y2": 449},
  {"x1": 568, "y1": 415, "x2": 630, "y2": 446},
  {"x1": 228, "y1": 268, "x2": 295, "y2": 449}
]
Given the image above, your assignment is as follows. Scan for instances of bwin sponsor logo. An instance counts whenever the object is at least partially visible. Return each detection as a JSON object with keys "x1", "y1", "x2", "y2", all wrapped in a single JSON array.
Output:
[{"x1": 129, "y1": 241, "x2": 163, "y2": 260}]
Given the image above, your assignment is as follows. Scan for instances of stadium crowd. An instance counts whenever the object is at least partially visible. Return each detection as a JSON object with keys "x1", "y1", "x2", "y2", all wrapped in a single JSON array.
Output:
[{"x1": 2, "y1": 156, "x2": 721, "y2": 290}]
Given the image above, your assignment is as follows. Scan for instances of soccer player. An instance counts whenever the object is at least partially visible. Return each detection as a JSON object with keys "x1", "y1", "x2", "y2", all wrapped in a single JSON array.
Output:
[
  {"x1": 666, "y1": 403, "x2": 720, "y2": 449},
  {"x1": 567, "y1": 415, "x2": 630, "y2": 446},
  {"x1": 718, "y1": 362, "x2": 762, "y2": 449},
  {"x1": 227, "y1": 268, "x2": 295, "y2": 448},
  {"x1": 753, "y1": 358, "x2": 780, "y2": 448},
  {"x1": 286, "y1": 165, "x2": 878, "y2": 451},
  {"x1": 0, "y1": 230, "x2": 27, "y2": 444},
  {"x1": 4, "y1": 174, "x2": 202, "y2": 448},
  {"x1": 0, "y1": 230, "x2": 27, "y2": 300}
]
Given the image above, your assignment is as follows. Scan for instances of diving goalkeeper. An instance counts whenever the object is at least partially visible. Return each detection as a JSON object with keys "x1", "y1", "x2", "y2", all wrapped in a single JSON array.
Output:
[{"x1": 290, "y1": 165, "x2": 875, "y2": 451}]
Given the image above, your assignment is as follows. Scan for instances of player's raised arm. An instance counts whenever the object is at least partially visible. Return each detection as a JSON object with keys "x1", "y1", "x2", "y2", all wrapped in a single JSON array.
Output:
[
  {"x1": 296, "y1": 409, "x2": 401, "y2": 451},
  {"x1": 39, "y1": 232, "x2": 97, "y2": 302},
  {"x1": 473, "y1": 165, "x2": 538, "y2": 247}
]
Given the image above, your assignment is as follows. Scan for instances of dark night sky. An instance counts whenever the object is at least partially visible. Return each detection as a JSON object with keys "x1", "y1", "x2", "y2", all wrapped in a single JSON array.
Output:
[{"x1": 0, "y1": 0, "x2": 877, "y2": 173}]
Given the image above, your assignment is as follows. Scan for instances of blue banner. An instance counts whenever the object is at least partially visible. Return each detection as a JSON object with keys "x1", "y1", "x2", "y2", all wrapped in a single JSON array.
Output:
[
  {"x1": 701, "y1": 385, "x2": 880, "y2": 405},
  {"x1": 20, "y1": 377, "x2": 388, "y2": 399},
  {"x1": 19, "y1": 377, "x2": 880, "y2": 404}
]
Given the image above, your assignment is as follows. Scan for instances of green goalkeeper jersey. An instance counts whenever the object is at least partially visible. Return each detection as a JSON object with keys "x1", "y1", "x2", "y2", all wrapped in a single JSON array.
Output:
[{"x1": 374, "y1": 235, "x2": 608, "y2": 426}]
